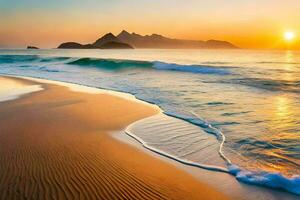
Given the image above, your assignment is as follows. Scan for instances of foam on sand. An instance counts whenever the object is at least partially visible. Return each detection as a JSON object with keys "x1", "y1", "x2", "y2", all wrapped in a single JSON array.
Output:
[
  {"x1": 0, "y1": 77, "x2": 43, "y2": 102},
  {"x1": 2, "y1": 75, "x2": 159, "y2": 109}
]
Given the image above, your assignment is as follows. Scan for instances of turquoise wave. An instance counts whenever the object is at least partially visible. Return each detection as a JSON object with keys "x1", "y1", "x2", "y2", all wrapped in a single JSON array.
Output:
[
  {"x1": 67, "y1": 57, "x2": 153, "y2": 70},
  {"x1": 66, "y1": 57, "x2": 233, "y2": 75},
  {"x1": 0, "y1": 55, "x2": 233, "y2": 74}
]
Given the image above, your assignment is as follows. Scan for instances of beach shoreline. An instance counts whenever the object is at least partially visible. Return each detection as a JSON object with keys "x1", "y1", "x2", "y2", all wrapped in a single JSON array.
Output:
[{"x1": 0, "y1": 75, "x2": 229, "y2": 200}]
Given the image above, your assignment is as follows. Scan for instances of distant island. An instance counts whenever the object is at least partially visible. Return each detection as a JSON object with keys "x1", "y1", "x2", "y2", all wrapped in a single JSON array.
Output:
[
  {"x1": 58, "y1": 33, "x2": 133, "y2": 49},
  {"x1": 27, "y1": 46, "x2": 39, "y2": 49},
  {"x1": 117, "y1": 30, "x2": 238, "y2": 49},
  {"x1": 57, "y1": 30, "x2": 238, "y2": 49}
]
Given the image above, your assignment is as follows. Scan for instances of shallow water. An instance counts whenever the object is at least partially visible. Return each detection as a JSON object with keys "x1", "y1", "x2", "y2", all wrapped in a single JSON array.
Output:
[{"x1": 0, "y1": 49, "x2": 299, "y2": 194}]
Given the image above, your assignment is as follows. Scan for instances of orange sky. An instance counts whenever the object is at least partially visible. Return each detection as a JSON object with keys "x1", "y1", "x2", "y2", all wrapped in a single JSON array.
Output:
[{"x1": 1, "y1": 0, "x2": 299, "y2": 49}]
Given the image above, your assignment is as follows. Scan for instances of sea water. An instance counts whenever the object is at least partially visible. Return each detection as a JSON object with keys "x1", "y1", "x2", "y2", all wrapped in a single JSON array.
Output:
[{"x1": 0, "y1": 49, "x2": 299, "y2": 195}]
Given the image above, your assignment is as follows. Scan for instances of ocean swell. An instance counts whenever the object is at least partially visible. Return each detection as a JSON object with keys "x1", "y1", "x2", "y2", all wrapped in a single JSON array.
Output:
[
  {"x1": 67, "y1": 57, "x2": 153, "y2": 70},
  {"x1": 0, "y1": 55, "x2": 233, "y2": 75},
  {"x1": 0, "y1": 55, "x2": 39, "y2": 64},
  {"x1": 65, "y1": 57, "x2": 232, "y2": 75},
  {"x1": 153, "y1": 61, "x2": 232, "y2": 75}
]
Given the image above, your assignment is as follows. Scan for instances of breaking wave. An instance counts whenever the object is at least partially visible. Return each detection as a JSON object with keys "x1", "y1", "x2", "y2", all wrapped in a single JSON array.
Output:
[
  {"x1": 0, "y1": 55, "x2": 233, "y2": 75},
  {"x1": 66, "y1": 57, "x2": 233, "y2": 75}
]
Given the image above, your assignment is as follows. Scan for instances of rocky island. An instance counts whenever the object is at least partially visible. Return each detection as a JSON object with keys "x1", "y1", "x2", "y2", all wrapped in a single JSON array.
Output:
[
  {"x1": 58, "y1": 30, "x2": 238, "y2": 49},
  {"x1": 58, "y1": 33, "x2": 133, "y2": 49},
  {"x1": 27, "y1": 46, "x2": 39, "y2": 49}
]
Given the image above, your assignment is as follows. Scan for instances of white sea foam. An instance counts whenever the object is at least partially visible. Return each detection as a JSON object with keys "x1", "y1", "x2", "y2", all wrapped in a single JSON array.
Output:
[
  {"x1": 153, "y1": 61, "x2": 231, "y2": 75},
  {"x1": 229, "y1": 165, "x2": 300, "y2": 194}
]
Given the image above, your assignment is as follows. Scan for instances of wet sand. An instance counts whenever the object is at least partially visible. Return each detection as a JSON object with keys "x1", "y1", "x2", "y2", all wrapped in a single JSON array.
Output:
[{"x1": 0, "y1": 76, "x2": 228, "y2": 200}]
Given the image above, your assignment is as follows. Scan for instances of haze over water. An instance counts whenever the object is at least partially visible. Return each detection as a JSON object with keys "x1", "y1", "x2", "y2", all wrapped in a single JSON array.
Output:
[{"x1": 0, "y1": 49, "x2": 299, "y2": 194}]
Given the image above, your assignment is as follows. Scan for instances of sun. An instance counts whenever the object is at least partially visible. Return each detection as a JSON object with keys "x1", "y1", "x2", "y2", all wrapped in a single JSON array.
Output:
[{"x1": 284, "y1": 31, "x2": 295, "y2": 41}]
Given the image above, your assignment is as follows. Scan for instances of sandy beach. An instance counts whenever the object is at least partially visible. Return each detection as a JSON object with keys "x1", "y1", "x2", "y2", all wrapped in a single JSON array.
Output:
[{"x1": 0, "y1": 76, "x2": 228, "y2": 200}]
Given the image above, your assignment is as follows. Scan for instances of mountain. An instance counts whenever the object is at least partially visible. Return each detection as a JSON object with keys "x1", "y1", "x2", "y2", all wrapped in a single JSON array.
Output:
[
  {"x1": 100, "y1": 41, "x2": 133, "y2": 49},
  {"x1": 57, "y1": 33, "x2": 133, "y2": 49},
  {"x1": 93, "y1": 33, "x2": 121, "y2": 47},
  {"x1": 57, "y1": 31, "x2": 238, "y2": 49},
  {"x1": 117, "y1": 30, "x2": 238, "y2": 49}
]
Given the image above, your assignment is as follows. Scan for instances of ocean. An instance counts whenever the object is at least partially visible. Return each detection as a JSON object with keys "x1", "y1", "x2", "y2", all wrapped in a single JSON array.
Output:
[{"x1": 0, "y1": 49, "x2": 299, "y2": 195}]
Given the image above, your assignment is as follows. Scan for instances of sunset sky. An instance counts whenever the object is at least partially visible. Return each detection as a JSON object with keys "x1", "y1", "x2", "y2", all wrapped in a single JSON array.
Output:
[{"x1": 1, "y1": 0, "x2": 299, "y2": 49}]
